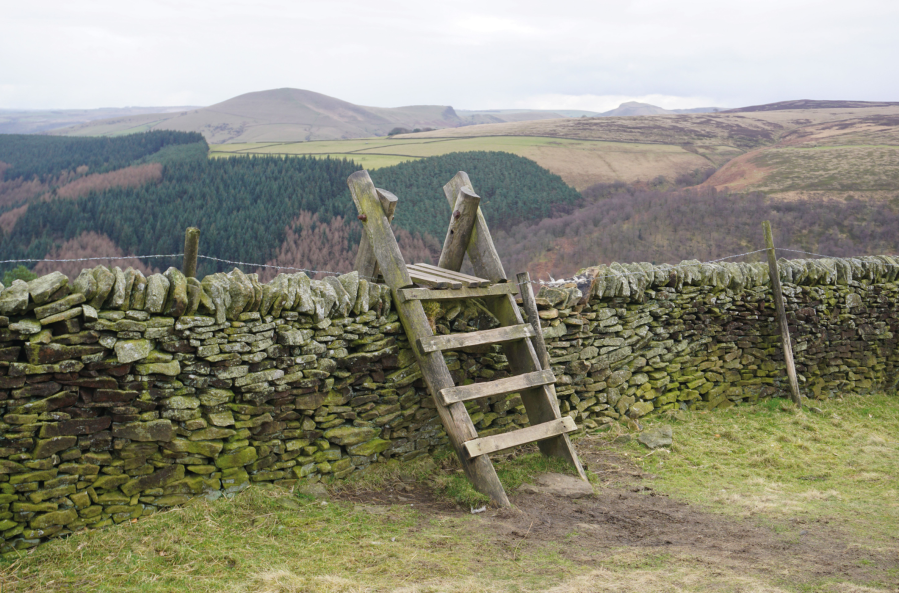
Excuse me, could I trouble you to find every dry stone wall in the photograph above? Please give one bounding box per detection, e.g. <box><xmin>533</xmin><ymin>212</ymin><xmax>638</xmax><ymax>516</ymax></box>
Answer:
<box><xmin>0</xmin><ymin>255</ymin><xmax>896</xmax><ymax>554</ymax></box>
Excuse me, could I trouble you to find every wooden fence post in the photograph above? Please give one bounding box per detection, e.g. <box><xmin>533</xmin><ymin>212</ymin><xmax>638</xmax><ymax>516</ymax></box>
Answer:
<box><xmin>516</xmin><ymin>272</ymin><xmax>550</xmax><ymax>370</ymax></box>
<box><xmin>183</xmin><ymin>227</ymin><xmax>200</xmax><ymax>278</ymax></box>
<box><xmin>762</xmin><ymin>221</ymin><xmax>802</xmax><ymax>407</ymax></box>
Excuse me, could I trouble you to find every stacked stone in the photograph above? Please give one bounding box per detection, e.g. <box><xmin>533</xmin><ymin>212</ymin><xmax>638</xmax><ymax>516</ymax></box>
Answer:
<box><xmin>0</xmin><ymin>253</ymin><xmax>896</xmax><ymax>554</ymax></box>
<box><xmin>0</xmin><ymin>265</ymin><xmax>440</xmax><ymax>555</ymax></box>
<box><xmin>535</xmin><ymin>255</ymin><xmax>899</xmax><ymax>429</ymax></box>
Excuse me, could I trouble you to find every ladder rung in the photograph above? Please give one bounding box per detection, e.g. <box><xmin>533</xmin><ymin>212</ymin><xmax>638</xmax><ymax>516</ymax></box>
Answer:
<box><xmin>439</xmin><ymin>369</ymin><xmax>555</xmax><ymax>405</ymax></box>
<box><xmin>396</xmin><ymin>283</ymin><xmax>518</xmax><ymax>303</ymax></box>
<box><xmin>412</xmin><ymin>263</ymin><xmax>491</xmax><ymax>287</ymax></box>
<box><xmin>418</xmin><ymin>324</ymin><xmax>535</xmax><ymax>353</ymax></box>
<box><xmin>407</xmin><ymin>267</ymin><xmax>462</xmax><ymax>289</ymax></box>
<box><xmin>463</xmin><ymin>416</ymin><xmax>578</xmax><ymax>458</ymax></box>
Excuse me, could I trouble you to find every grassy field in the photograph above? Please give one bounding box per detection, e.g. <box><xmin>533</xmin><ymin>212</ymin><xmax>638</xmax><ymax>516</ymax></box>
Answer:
<box><xmin>210</xmin><ymin>136</ymin><xmax>735</xmax><ymax>190</ymax></box>
<box><xmin>705</xmin><ymin>112</ymin><xmax>899</xmax><ymax>198</ymax></box>
<box><xmin>2</xmin><ymin>392</ymin><xmax>896</xmax><ymax>592</ymax></box>
<box><xmin>632</xmin><ymin>394</ymin><xmax>899</xmax><ymax>545</ymax></box>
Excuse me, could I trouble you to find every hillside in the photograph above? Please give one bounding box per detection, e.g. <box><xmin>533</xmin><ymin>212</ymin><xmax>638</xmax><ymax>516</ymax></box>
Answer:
<box><xmin>54</xmin><ymin>88</ymin><xmax>468</xmax><ymax>143</ymax></box>
<box><xmin>493</xmin><ymin>183</ymin><xmax>899</xmax><ymax>279</ymax></box>
<box><xmin>0</xmin><ymin>106</ymin><xmax>196</xmax><ymax>135</ymax></box>
<box><xmin>0</xmin><ymin>133</ymin><xmax>582</xmax><ymax>280</ymax></box>
<box><xmin>728</xmin><ymin>99</ymin><xmax>899</xmax><ymax>113</ymax></box>
<box><xmin>702</xmin><ymin>111</ymin><xmax>899</xmax><ymax>200</ymax></box>
<box><xmin>49</xmin><ymin>88</ymin><xmax>723</xmax><ymax>144</ymax></box>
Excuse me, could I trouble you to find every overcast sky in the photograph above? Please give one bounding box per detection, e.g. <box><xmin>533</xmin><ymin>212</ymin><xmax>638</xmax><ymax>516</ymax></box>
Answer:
<box><xmin>2</xmin><ymin>0</ymin><xmax>897</xmax><ymax>111</ymax></box>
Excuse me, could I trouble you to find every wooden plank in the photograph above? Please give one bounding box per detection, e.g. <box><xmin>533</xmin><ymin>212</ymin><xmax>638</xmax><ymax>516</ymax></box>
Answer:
<box><xmin>407</xmin><ymin>267</ymin><xmax>459</xmax><ymax>289</ymax></box>
<box><xmin>418</xmin><ymin>323</ymin><xmax>535</xmax><ymax>353</ymax></box>
<box><xmin>763</xmin><ymin>221</ymin><xmax>802</xmax><ymax>407</ymax></box>
<box><xmin>443</xmin><ymin>172</ymin><xmax>507</xmax><ymax>282</ymax></box>
<box><xmin>393</xmin><ymin>289</ymin><xmax>511</xmax><ymax>507</ymax></box>
<box><xmin>414</xmin><ymin>263</ymin><xmax>490</xmax><ymax>287</ymax></box>
<box><xmin>439</xmin><ymin>369</ymin><xmax>555</xmax><ymax>405</ymax></box>
<box><xmin>438</xmin><ymin>187</ymin><xmax>481</xmax><ymax>272</ymax></box>
<box><xmin>348</xmin><ymin>173</ymin><xmax>412</xmax><ymax>289</ymax></box>
<box><xmin>487</xmin><ymin>292</ymin><xmax>589</xmax><ymax>481</ymax></box>
<box><xmin>396</xmin><ymin>283</ymin><xmax>518</xmax><ymax>303</ymax></box>
<box><xmin>353</xmin><ymin>189</ymin><xmax>397</xmax><ymax>281</ymax></box>
<box><xmin>516</xmin><ymin>272</ymin><xmax>550</xmax><ymax>369</ymax></box>
<box><xmin>464</xmin><ymin>416</ymin><xmax>578</xmax><ymax>458</ymax></box>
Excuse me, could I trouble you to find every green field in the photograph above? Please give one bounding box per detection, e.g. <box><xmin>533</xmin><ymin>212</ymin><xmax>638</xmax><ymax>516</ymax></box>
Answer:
<box><xmin>210</xmin><ymin>136</ymin><xmax>734</xmax><ymax>189</ymax></box>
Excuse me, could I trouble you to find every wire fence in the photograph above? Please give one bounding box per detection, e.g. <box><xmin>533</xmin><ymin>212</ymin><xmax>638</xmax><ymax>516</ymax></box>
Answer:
<box><xmin>2</xmin><ymin>247</ymin><xmax>898</xmax><ymax>287</ymax></box>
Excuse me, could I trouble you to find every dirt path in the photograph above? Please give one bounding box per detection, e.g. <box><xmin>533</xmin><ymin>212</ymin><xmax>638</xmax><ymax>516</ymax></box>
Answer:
<box><xmin>338</xmin><ymin>441</ymin><xmax>899</xmax><ymax>591</ymax></box>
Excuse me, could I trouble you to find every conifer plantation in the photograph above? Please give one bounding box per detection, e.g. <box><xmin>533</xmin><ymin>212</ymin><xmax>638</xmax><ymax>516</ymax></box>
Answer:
<box><xmin>0</xmin><ymin>132</ymin><xmax>581</xmax><ymax>277</ymax></box>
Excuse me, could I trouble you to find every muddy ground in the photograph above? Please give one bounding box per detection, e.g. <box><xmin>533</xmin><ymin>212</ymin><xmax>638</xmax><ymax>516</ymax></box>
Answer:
<box><xmin>337</xmin><ymin>438</ymin><xmax>899</xmax><ymax>591</ymax></box>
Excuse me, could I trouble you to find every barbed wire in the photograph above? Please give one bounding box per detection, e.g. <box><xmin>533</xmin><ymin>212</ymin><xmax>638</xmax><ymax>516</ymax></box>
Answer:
<box><xmin>777</xmin><ymin>248</ymin><xmax>899</xmax><ymax>262</ymax></box>
<box><xmin>2</xmin><ymin>247</ymin><xmax>897</xmax><ymax>289</ymax></box>
<box><xmin>0</xmin><ymin>254</ymin><xmax>185</xmax><ymax>265</ymax></box>
<box><xmin>194</xmin><ymin>255</ymin><xmax>377</xmax><ymax>281</ymax></box>
<box><xmin>525</xmin><ymin>248</ymin><xmax>771</xmax><ymax>287</ymax></box>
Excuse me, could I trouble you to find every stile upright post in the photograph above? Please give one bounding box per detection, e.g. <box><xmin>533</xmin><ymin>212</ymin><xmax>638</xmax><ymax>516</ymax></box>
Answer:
<box><xmin>762</xmin><ymin>221</ymin><xmax>802</xmax><ymax>407</ymax></box>
<box><xmin>183</xmin><ymin>227</ymin><xmax>200</xmax><ymax>278</ymax></box>
<box><xmin>516</xmin><ymin>272</ymin><xmax>551</xmax><ymax>370</ymax></box>
<box><xmin>353</xmin><ymin>189</ymin><xmax>398</xmax><ymax>281</ymax></box>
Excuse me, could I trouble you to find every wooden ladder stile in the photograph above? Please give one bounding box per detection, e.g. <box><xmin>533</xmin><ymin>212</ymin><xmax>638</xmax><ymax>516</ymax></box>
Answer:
<box><xmin>348</xmin><ymin>169</ymin><xmax>587</xmax><ymax>507</ymax></box>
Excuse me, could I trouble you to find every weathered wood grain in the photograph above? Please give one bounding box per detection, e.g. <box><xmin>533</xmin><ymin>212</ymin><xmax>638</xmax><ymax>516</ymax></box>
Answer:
<box><xmin>440</xmin><ymin>369</ymin><xmax>556</xmax><ymax>405</ymax></box>
<box><xmin>407</xmin><ymin>266</ymin><xmax>460</xmax><ymax>289</ymax></box>
<box><xmin>438</xmin><ymin>187</ymin><xmax>481</xmax><ymax>272</ymax></box>
<box><xmin>396</xmin><ymin>283</ymin><xmax>518</xmax><ymax>303</ymax></box>
<box><xmin>348</xmin><ymin>173</ymin><xmax>412</xmax><ymax>289</ymax></box>
<box><xmin>412</xmin><ymin>263</ymin><xmax>489</xmax><ymax>288</ymax></box>
<box><xmin>418</xmin><ymin>323</ymin><xmax>535</xmax><ymax>353</ymax></box>
<box><xmin>464</xmin><ymin>416</ymin><xmax>578</xmax><ymax>458</ymax></box>
<box><xmin>353</xmin><ymin>188</ymin><xmax>398</xmax><ymax>281</ymax></box>
<box><xmin>442</xmin><ymin>172</ymin><xmax>507</xmax><ymax>282</ymax></box>
<box><xmin>763</xmin><ymin>220</ymin><xmax>802</xmax><ymax>407</ymax></box>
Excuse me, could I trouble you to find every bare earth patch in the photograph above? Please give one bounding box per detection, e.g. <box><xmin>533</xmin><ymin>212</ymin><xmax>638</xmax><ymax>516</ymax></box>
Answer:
<box><xmin>338</xmin><ymin>439</ymin><xmax>899</xmax><ymax>592</ymax></box>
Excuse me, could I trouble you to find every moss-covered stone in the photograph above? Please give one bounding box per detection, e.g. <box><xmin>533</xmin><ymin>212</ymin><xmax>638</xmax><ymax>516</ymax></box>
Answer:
<box><xmin>347</xmin><ymin>438</ymin><xmax>391</xmax><ymax>457</ymax></box>
<box><xmin>30</xmin><ymin>508</ymin><xmax>78</xmax><ymax>529</ymax></box>
<box><xmin>323</xmin><ymin>426</ymin><xmax>379</xmax><ymax>446</ymax></box>
<box><xmin>215</xmin><ymin>447</ymin><xmax>257</xmax><ymax>469</ymax></box>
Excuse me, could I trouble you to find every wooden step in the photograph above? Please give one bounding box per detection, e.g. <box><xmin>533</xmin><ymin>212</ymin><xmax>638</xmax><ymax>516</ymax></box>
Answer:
<box><xmin>418</xmin><ymin>324</ymin><xmax>535</xmax><ymax>353</ymax></box>
<box><xmin>463</xmin><ymin>416</ymin><xmax>578</xmax><ymax>458</ymax></box>
<box><xmin>396</xmin><ymin>283</ymin><xmax>518</xmax><ymax>303</ymax></box>
<box><xmin>407</xmin><ymin>267</ymin><xmax>462</xmax><ymax>289</ymax></box>
<box><xmin>412</xmin><ymin>263</ymin><xmax>491</xmax><ymax>288</ymax></box>
<box><xmin>439</xmin><ymin>369</ymin><xmax>555</xmax><ymax>405</ymax></box>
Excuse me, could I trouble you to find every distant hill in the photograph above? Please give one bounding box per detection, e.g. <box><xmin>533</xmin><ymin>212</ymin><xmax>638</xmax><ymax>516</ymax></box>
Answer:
<box><xmin>49</xmin><ymin>89</ymin><xmax>725</xmax><ymax>143</ymax></box>
<box><xmin>728</xmin><ymin>100</ymin><xmax>899</xmax><ymax>113</ymax></box>
<box><xmin>0</xmin><ymin>106</ymin><xmax>196</xmax><ymax>135</ymax></box>
<box><xmin>598</xmin><ymin>102</ymin><xmax>721</xmax><ymax>116</ymax></box>
<box><xmin>54</xmin><ymin>88</ymin><xmax>470</xmax><ymax>144</ymax></box>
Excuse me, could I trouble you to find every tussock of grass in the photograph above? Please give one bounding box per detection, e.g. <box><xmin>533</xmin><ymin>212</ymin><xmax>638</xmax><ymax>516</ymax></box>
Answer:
<box><xmin>621</xmin><ymin>393</ymin><xmax>899</xmax><ymax>543</ymax></box>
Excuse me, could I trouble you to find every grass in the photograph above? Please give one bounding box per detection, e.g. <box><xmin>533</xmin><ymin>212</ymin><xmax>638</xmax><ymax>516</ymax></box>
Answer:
<box><xmin>1</xmin><ymin>393</ymin><xmax>896</xmax><ymax>592</ymax></box>
<box><xmin>0</xmin><ymin>457</ymin><xmax>579</xmax><ymax>593</ymax></box>
<box><xmin>751</xmin><ymin>145</ymin><xmax>899</xmax><ymax>193</ymax></box>
<box><xmin>624</xmin><ymin>393</ymin><xmax>899</xmax><ymax>544</ymax></box>
<box><xmin>209</xmin><ymin>136</ymin><xmax>731</xmax><ymax>189</ymax></box>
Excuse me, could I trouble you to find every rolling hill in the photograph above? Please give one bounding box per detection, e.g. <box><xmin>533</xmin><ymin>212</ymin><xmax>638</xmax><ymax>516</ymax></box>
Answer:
<box><xmin>0</xmin><ymin>106</ymin><xmax>197</xmax><ymax>135</ymax></box>
<box><xmin>54</xmin><ymin>88</ymin><xmax>470</xmax><ymax>144</ymax></box>
<box><xmin>50</xmin><ymin>87</ymin><xmax>722</xmax><ymax>144</ymax></box>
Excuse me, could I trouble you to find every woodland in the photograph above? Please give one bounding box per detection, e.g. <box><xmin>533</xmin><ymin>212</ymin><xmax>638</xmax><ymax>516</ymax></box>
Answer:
<box><xmin>1</xmin><ymin>131</ymin><xmax>897</xmax><ymax>280</ymax></box>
